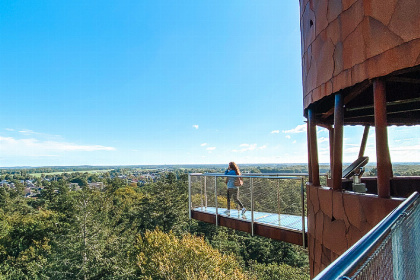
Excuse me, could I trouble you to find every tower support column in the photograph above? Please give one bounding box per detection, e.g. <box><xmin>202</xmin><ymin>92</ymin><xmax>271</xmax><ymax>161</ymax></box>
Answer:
<box><xmin>332</xmin><ymin>93</ymin><xmax>344</xmax><ymax>191</ymax></box>
<box><xmin>374</xmin><ymin>79</ymin><xmax>392</xmax><ymax>198</ymax></box>
<box><xmin>308</xmin><ymin>108</ymin><xmax>320</xmax><ymax>186</ymax></box>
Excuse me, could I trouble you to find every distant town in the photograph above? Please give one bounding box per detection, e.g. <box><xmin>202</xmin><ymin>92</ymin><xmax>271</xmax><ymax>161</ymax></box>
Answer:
<box><xmin>1</xmin><ymin>163</ymin><xmax>419</xmax><ymax>199</ymax></box>
<box><xmin>0</xmin><ymin>166</ymin><xmax>177</xmax><ymax>199</ymax></box>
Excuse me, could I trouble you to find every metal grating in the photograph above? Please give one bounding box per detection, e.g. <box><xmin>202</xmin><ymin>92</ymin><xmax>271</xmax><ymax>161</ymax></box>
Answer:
<box><xmin>313</xmin><ymin>192</ymin><xmax>419</xmax><ymax>280</ymax></box>
<box><xmin>351</xmin><ymin>197</ymin><xmax>420</xmax><ymax>280</ymax></box>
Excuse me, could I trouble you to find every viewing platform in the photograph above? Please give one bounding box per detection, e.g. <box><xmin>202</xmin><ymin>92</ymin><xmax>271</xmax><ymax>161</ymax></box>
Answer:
<box><xmin>189</xmin><ymin>173</ymin><xmax>313</xmax><ymax>246</ymax></box>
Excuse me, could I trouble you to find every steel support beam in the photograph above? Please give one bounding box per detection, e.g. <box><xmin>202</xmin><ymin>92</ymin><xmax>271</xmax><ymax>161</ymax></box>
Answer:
<box><xmin>374</xmin><ymin>79</ymin><xmax>392</xmax><ymax>198</ymax></box>
<box><xmin>332</xmin><ymin>93</ymin><xmax>344</xmax><ymax>191</ymax></box>
<box><xmin>359</xmin><ymin>126</ymin><xmax>370</xmax><ymax>158</ymax></box>
<box><xmin>329</xmin><ymin>126</ymin><xmax>334</xmax><ymax>173</ymax></box>
<box><xmin>307</xmin><ymin>121</ymin><xmax>312</xmax><ymax>183</ymax></box>
<box><xmin>308</xmin><ymin>109</ymin><xmax>320</xmax><ymax>186</ymax></box>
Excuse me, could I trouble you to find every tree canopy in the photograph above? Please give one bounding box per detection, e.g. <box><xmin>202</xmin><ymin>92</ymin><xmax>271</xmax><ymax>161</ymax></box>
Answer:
<box><xmin>0</xmin><ymin>168</ymin><xmax>310</xmax><ymax>279</ymax></box>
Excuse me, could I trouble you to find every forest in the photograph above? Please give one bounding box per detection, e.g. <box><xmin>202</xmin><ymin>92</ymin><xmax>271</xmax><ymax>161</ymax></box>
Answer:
<box><xmin>1</xmin><ymin>163</ymin><xmax>419</xmax><ymax>279</ymax></box>
<box><xmin>0</xmin><ymin>168</ymin><xmax>309</xmax><ymax>280</ymax></box>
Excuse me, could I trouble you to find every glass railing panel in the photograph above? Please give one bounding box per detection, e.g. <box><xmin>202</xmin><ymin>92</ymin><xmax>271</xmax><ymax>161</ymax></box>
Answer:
<box><xmin>189</xmin><ymin>173</ymin><xmax>307</xmax><ymax>231</ymax></box>
<box><xmin>190</xmin><ymin>174</ymin><xmax>216</xmax><ymax>211</ymax></box>
<box><xmin>252</xmin><ymin>177</ymin><xmax>306</xmax><ymax>231</ymax></box>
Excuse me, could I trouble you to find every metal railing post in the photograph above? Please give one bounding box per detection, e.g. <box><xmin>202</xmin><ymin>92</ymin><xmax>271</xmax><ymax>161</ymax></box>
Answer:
<box><xmin>301</xmin><ymin>177</ymin><xmax>306</xmax><ymax>247</ymax></box>
<box><xmin>200</xmin><ymin>176</ymin><xmax>203</xmax><ymax>210</ymax></box>
<box><xmin>215</xmin><ymin>176</ymin><xmax>218</xmax><ymax>227</ymax></box>
<box><xmin>204</xmin><ymin>176</ymin><xmax>207</xmax><ymax>209</ymax></box>
<box><xmin>188</xmin><ymin>174</ymin><xmax>192</xmax><ymax>219</ymax></box>
<box><xmin>251</xmin><ymin>177</ymin><xmax>254</xmax><ymax>236</ymax></box>
<box><xmin>277</xmin><ymin>179</ymin><xmax>281</xmax><ymax>226</ymax></box>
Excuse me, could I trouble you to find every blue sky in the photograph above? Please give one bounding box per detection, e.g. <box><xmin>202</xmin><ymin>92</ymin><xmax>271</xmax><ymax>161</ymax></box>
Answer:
<box><xmin>0</xmin><ymin>1</ymin><xmax>419</xmax><ymax>167</ymax></box>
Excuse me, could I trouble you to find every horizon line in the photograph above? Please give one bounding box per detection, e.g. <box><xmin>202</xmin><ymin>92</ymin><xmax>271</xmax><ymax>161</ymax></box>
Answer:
<box><xmin>1</xmin><ymin>162</ymin><xmax>420</xmax><ymax>169</ymax></box>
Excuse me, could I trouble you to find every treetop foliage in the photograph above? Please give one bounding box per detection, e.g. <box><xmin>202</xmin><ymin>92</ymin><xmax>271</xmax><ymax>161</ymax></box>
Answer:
<box><xmin>0</xmin><ymin>168</ymin><xmax>309</xmax><ymax>279</ymax></box>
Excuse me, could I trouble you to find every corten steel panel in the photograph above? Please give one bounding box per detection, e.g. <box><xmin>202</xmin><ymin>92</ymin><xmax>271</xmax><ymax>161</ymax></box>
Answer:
<box><xmin>218</xmin><ymin>216</ymin><xmax>252</xmax><ymax>233</ymax></box>
<box><xmin>254</xmin><ymin>224</ymin><xmax>307</xmax><ymax>247</ymax></box>
<box><xmin>306</xmin><ymin>184</ymin><xmax>404</xmax><ymax>278</ymax></box>
<box><xmin>352</xmin><ymin>177</ymin><xmax>420</xmax><ymax>197</ymax></box>
<box><xmin>390</xmin><ymin>177</ymin><xmax>420</xmax><ymax>197</ymax></box>
<box><xmin>191</xmin><ymin>210</ymin><xmax>216</xmax><ymax>224</ymax></box>
<box><xmin>300</xmin><ymin>0</ymin><xmax>420</xmax><ymax>111</ymax></box>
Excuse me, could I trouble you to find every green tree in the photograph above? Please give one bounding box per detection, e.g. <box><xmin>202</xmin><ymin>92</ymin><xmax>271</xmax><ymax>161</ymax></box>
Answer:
<box><xmin>46</xmin><ymin>189</ymin><xmax>136</xmax><ymax>279</ymax></box>
<box><xmin>248</xmin><ymin>260</ymin><xmax>309</xmax><ymax>280</ymax></box>
<box><xmin>70</xmin><ymin>177</ymin><xmax>88</xmax><ymax>188</ymax></box>
<box><xmin>134</xmin><ymin>229</ymin><xmax>248</xmax><ymax>279</ymax></box>
<box><xmin>0</xmin><ymin>208</ymin><xmax>59</xmax><ymax>279</ymax></box>
<box><xmin>139</xmin><ymin>178</ymin><xmax>188</xmax><ymax>233</ymax></box>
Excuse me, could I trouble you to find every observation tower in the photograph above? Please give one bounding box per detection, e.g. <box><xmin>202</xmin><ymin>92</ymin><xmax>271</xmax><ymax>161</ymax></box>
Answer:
<box><xmin>299</xmin><ymin>0</ymin><xmax>420</xmax><ymax>277</ymax></box>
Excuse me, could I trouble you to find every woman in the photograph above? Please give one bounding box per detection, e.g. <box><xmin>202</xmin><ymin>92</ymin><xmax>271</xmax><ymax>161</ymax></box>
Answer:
<box><xmin>224</xmin><ymin>162</ymin><xmax>246</xmax><ymax>217</ymax></box>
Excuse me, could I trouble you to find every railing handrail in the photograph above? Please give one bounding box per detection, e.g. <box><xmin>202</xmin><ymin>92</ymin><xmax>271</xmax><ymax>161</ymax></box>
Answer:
<box><xmin>191</xmin><ymin>172</ymin><xmax>329</xmax><ymax>175</ymax></box>
<box><xmin>191</xmin><ymin>173</ymin><xmax>307</xmax><ymax>180</ymax></box>
<box><xmin>238</xmin><ymin>173</ymin><xmax>311</xmax><ymax>176</ymax></box>
<box><xmin>313</xmin><ymin>191</ymin><xmax>419</xmax><ymax>280</ymax></box>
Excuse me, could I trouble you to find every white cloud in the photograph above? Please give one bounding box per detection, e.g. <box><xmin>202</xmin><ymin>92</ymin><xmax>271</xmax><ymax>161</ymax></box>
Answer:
<box><xmin>15</xmin><ymin>129</ymin><xmax>62</xmax><ymax>140</ymax></box>
<box><xmin>285</xmin><ymin>135</ymin><xmax>291</xmax><ymax>139</ymax></box>
<box><xmin>56</xmin><ymin>144</ymin><xmax>114</xmax><ymax>151</ymax></box>
<box><xmin>192</xmin><ymin>125</ymin><xmax>199</xmax><ymax>129</ymax></box>
<box><xmin>201</xmin><ymin>143</ymin><xmax>207</xmax><ymax>146</ymax></box>
<box><xmin>345</xmin><ymin>143</ymin><xmax>359</xmax><ymax>147</ymax></box>
<box><xmin>233</xmin><ymin>143</ymin><xmax>266</xmax><ymax>153</ymax></box>
<box><xmin>271</xmin><ymin>130</ymin><xmax>280</xmax><ymax>134</ymax></box>
<box><xmin>282</xmin><ymin>124</ymin><xmax>306</xmax><ymax>134</ymax></box>
<box><xmin>391</xmin><ymin>144</ymin><xmax>420</xmax><ymax>152</ymax></box>
<box><xmin>343</xmin><ymin>146</ymin><xmax>360</xmax><ymax>154</ymax></box>
<box><xmin>318</xmin><ymin>137</ymin><xmax>329</xmax><ymax>143</ymax></box>
<box><xmin>0</xmin><ymin>136</ymin><xmax>115</xmax><ymax>158</ymax></box>
<box><xmin>293</xmin><ymin>140</ymin><xmax>297</xmax><ymax>144</ymax></box>
<box><xmin>206</xmin><ymin>147</ymin><xmax>216</xmax><ymax>151</ymax></box>
<box><xmin>19</xmin><ymin>129</ymin><xmax>35</xmax><ymax>135</ymax></box>
<box><xmin>5</xmin><ymin>128</ymin><xmax>14</xmax><ymax>131</ymax></box>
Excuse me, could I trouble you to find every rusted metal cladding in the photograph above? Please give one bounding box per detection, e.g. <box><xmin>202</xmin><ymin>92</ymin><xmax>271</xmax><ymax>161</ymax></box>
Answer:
<box><xmin>300</xmin><ymin>0</ymin><xmax>420</xmax><ymax>111</ymax></box>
